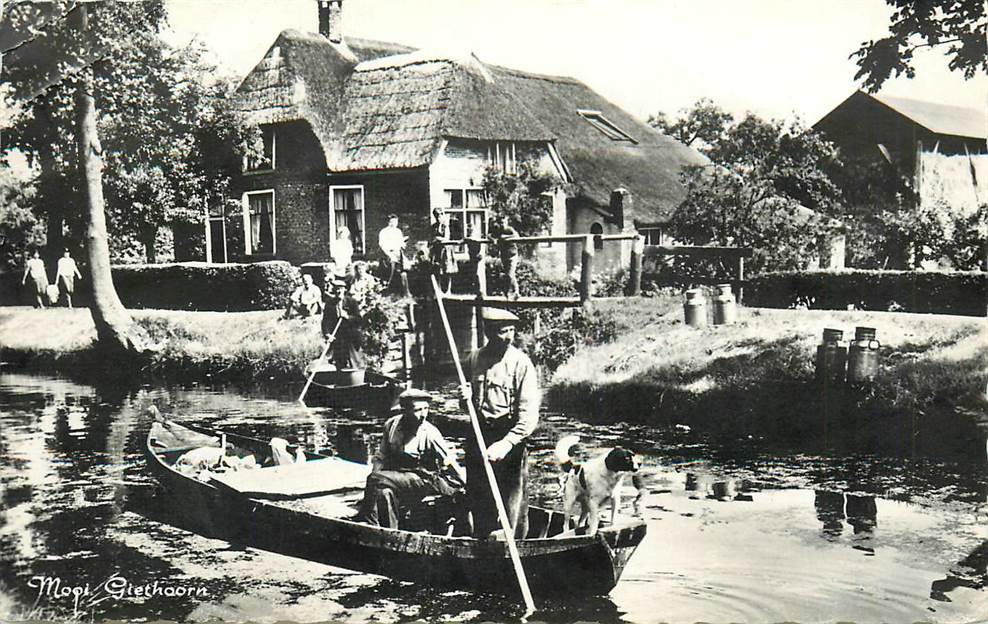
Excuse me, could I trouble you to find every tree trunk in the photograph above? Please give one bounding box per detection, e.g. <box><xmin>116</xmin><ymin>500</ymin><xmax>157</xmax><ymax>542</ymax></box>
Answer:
<box><xmin>72</xmin><ymin>6</ymin><xmax>144</xmax><ymax>354</ymax></box>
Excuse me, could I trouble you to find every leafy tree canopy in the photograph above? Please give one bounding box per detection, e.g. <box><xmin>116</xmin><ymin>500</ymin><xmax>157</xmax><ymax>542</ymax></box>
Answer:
<box><xmin>648</xmin><ymin>98</ymin><xmax>733</xmax><ymax>152</ymax></box>
<box><xmin>657</xmin><ymin>102</ymin><xmax>844</xmax><ymax>274</ymax></box>
<box><xmin>852</xmin><ymin>0</ymin><xmax>987</xmax><ymax>91</ymax></box>
<box><xmin>3</xmin><ymin>1</ymin><xmax>251</xmax><ymax>263</ymax></box>
<box><xmin>481</xmin><ymin>160</ymin><xmax>563</xmax><ymax>237</ymax></box>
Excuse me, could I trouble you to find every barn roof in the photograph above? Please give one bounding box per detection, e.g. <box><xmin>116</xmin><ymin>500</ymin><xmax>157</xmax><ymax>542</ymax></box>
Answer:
<box><xmin>871</xmin><ymin>93</ymin><xmax>987</xmax><ymax>140</ymax></box>
<box><xmin>234</xmin><ymin>30</ymin><xmax>708</xmax><ymax>222</ymax></box>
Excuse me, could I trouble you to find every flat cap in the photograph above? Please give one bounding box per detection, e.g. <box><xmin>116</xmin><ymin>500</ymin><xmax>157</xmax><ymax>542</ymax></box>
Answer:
<box><xmin>481</xmin><ymin>307</ymin><xmax>519</xmax><ymax>323</ymax></box>
<box><xmin>398</xmin><ymin>388</ymin><xmax>433</xmax><ymax>404</ymax></box>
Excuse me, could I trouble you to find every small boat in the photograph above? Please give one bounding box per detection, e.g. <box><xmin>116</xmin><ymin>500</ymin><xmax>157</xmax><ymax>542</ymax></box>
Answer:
<box><xmin>303</xmin><ymin>363</ymin><xmax>402</xmax><ymax>413</ymax></box>
<box><xmin>145</xmin><ymin>419</ymin><xmax>647</xmax><ymax>597</ymax></box>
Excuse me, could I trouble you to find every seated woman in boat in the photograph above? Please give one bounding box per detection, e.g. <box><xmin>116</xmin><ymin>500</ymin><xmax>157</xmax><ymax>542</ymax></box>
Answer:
<box><xmin>321</xmin><ymin>278</ymin><xmax>365</xmax><ymax>371</ymax></box>
<box><xmin>355</xmin><ymin>388</ymin><xmax>466</xmax><ymax>528</ymax></box>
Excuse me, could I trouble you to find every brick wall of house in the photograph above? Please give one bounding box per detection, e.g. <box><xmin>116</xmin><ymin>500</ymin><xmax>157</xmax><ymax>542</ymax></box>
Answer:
<box><xmin>238</xmin><ymin>121</ymin><xmax>330</xmax><ymax>265</ymax></box>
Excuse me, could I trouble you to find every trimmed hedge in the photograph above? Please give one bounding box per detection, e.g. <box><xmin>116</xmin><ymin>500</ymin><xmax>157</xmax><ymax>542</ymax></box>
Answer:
<box><xmin>746</xmin><ymin>270</ymin><xmax>987</xmax><ymax>316</ymax></box>
<box><xmin>111</xmin><ymin>261</ymin><xmax>300</xmax><ymax>311</ymax></box>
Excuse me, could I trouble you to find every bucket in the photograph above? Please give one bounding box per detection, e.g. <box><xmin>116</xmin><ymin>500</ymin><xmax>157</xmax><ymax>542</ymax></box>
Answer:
<box><xmin>684</xmin><ymin>289</ymin><xmax>707</xmax><ymax>327</ymax></box>
<box><xmin>815</xmin><ymin>328</ymin><xmax>847</xmax><ymax>384</ymax></box>
<box><xmin>713</xmin><ymin>283</ymin><xmax>737</xmax><ymax>325</ymax></box>
<box><xmin>847</xmin><ymin>326</ymin><xmax>880</xmax><ymax>383</ymax></box>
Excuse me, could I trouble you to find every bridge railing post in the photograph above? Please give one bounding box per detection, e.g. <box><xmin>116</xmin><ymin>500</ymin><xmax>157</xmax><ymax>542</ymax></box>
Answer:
<box><xmin>628</xmin><ymin>235</ymin><xmax>643</xmax><ymax>296</ymax></box>
<box><xmin>580</xmin><ymin>234</ymin><xmax>594</xmax><ymax>305</ymax></box>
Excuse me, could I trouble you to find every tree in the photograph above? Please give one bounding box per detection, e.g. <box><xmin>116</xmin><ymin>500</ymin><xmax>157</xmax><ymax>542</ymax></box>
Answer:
<box><xmin>648</xmin><ymin>98</ymin><xmax>733</xmax><ymax>151</ymax></box>
<box><xmin>100</xmin><ymin>48</ymin><xmax>252</xmax><ymax>263</ymax></box>
<box><xmin>0</xmin><ymin>164</ymin><xmax>44</xmax><ymax>272</ymax></box>
<box><xmin>481</xmin><ymin>159</ymin><xmax>562</xmax><ymax>236</ymax></box>
<box><xmin>2</xmin><ymin>1</ymin><xmax>168</xmax><ymax>353</ymax></box>
<box><xmin>852</xmin><ymin>0</ymin><xmax>987</xmax><ymax>91</ymax></box>
<box><xmin>669</xmin><ymin>112</ymin><xmax>844</xmax><ymax>273</ymax></box>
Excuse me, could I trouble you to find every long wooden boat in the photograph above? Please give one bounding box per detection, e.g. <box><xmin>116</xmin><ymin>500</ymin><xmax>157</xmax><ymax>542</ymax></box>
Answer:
<box><xmin>144</xmin><ymin>419</ymin><xmax>647</xmax><ymax>597</ymax></box>
<box><xmin>304</xmin><ymin>368</ymin><xmax>402</xmax><ymax>413</ymax></box>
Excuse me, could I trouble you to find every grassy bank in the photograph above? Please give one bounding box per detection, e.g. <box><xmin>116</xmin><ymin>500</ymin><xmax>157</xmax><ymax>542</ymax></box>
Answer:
<box><xmin>0</xmin><ymin>307</ymin><xmax>324</xmax><ymax>386</ymax></box>
<box><xmin>549</xmin><ymin>301</ymin><xmax>988</xmax><ymax>459</ymax></box>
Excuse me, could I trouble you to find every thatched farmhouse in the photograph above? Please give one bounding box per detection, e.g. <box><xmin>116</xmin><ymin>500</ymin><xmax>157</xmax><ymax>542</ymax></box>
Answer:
<box><xmin>215</xmin><ymin>0</ymin><xmax>707</xmax><ymax>273</ymax></box>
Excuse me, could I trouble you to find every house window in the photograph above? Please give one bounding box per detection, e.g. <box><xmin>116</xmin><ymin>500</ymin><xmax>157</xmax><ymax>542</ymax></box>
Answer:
<box><xmin>331</xmin><ymin>185</ymin><xmax>366</xmax><ymax>254</ymax></box>
<box><xmin>590</xmin><ymin>222</ymin><xmax>604</xmax><ymax>250</ymax></box>
<box><xmin>245</xmin><ymin>126</ymin><xmax>276</xmax><ymax>171</ymax></box>
<box><xmin>577</xmin><ymin>109</ymin><xmax>637</xmax><ymax>143</ymax></box>
<box><xmin>206</xmin><ymin>203</ymin><xmax>228</xmax><ymax>263</ymax></box>
<box><xmin>243</xmin><ymin>190</ymin><xmax>275</xmax><ymax>255</ymax></box>
<box><xmin>488</xmin><ymin>142</ymin><xmax>516</xmax><ymax>173</ymax></box>
<box><xmin>639</xmin><ymin>227</ymin><xmax>664</xmax><ymax>245</ymax></box>
<box><xmin>444</xmin><ymin>188</ymin><xmax>488</xmax><ymax>239</ymax></box>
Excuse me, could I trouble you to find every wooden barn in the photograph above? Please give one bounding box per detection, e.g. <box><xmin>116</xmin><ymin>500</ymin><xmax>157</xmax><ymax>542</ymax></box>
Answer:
<box><xmin>212</xmin><ymin>0</ymin><xmax>708</xmax><ymax>275</ymax></box>
<box><xmin>813</xmin><ymin>90</ymin><xmax>987</xmax><ymax>178</ymax></box>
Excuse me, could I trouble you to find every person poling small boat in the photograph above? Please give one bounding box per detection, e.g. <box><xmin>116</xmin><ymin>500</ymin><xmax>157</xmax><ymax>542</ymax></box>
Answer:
<box><xmin>321</xmin><ymin>277</ymin><xmax>365</xmax><ymax>372</ymax></box>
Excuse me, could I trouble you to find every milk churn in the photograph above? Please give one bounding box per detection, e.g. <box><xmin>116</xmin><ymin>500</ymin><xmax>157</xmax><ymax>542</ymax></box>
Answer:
<box><xmin>814</xmin><ymin>328</ymin><xmax>847</xmax><ymax>384</ymax></box>
<box><xmin>846</xmin><ymin>326</ymin><xmax>881</xmax><ymax>383</ymax></box>
<box><xmin>684</xmin><ymin>288</ymin><xmax>707</xmax><ymax>327</ymax></box>
<box><xmin>713</xmin><ymin>283</ymin><xmax>737</xmax><ymax>325</ymax></box>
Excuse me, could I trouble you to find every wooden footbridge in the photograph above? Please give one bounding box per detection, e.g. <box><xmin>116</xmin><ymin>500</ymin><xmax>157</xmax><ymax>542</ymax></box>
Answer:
<box><xmin>434</xmin><ymin>233</ymin><xmax>752</xmax><ymax>307</ymax></box>
<box><xmin>381</xmin><ymin>233</ymin><xmax>752</xmax><ymax>371</ymax></box>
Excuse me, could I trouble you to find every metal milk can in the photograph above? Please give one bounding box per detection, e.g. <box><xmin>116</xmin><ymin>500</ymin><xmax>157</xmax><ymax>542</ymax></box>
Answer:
<box><xmin>684</xmin><ymin>288</ymin><xmax>707</xmax><ymax>327</ymax></box>
<box><xmin>814</xmin><ymin>328</ymin><xmax>847</xmax><ymax>384</ymax></box>
<box><xmin>713</xmin><ymin>283</ymin><xmax>737</xmax><ymax>325</ymax></box>
<box><xmin>846</xmin><ymin>326</ymin><xmax>880</xmax><ymax>383</ymax></box>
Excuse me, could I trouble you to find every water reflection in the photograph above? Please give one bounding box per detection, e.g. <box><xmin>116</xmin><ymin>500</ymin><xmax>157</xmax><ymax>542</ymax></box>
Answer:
<box><xmin>684</xmin><ymin>473</ymin><xmax>750</xmax><ymax>501</ymax></box>
<box><xmin>1</xmin><ymin>372</ymin><xmax>988</xmax><ymax>623</ymax></box>
<box><xmin>813</xmin><ymin>490</ymin><xmax>878</xmax><ymax>553</ymax></box>
<box><xmin>931</xmin><ymin>539</ymin><xmax>988</xmax><ymax>602</ymax></box>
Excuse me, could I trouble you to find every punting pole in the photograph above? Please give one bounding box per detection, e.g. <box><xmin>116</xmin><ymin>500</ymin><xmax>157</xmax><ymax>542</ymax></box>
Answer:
<box><xmin>298</xmin><ymin>318</ymin><xmax>343</xmax><ymax>404</ymax></box>
<box><xmin>430</xmin><ymin>275</ymin><xmax>536</xmax><ymax>616</ymax></box>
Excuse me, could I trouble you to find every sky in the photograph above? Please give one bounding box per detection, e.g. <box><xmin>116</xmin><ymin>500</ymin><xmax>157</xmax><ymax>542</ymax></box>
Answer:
<box><xmin>162</xmin><ymin>0</ymin><xmax>987</xmax><ymax>126</ymax></box>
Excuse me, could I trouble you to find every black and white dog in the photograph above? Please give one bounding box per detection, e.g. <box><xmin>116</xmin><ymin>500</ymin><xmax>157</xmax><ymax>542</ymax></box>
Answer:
<box><xmin>555</xmin><ymin>435</ymin><xmax>642</xmax><ymax>535</ymax></box>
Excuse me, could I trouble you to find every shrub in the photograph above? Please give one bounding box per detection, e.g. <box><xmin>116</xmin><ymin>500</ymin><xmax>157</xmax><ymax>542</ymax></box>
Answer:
<box><xmin>112</xmin><ymin>261</ymin><xmax>300</xmax><ymax>311</ymax></box>
<box><xmin>746</xmin><ymin>270</ymin><xmax>987</xmax><ymax>316</ymax></box>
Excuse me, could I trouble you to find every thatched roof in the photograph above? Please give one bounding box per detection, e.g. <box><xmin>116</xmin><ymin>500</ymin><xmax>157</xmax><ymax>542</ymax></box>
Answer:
<box><xmin>490</xmin><ymin>66</ymin><xmax>708</xmax><ymax>225</ymax></box>
<box><xmin>234</xmin><ymin>31</ymin><xmax>708</xmax><ymax>223</ymax></box>
<box><xmin>337</xmin><ymin>52</ymin><xmax>553</xmax><ymax>170</ymax></box>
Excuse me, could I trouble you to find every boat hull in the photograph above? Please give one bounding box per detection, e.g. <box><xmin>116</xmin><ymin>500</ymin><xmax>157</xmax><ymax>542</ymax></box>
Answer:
<box><xmin>304</xmin><ymin>370</ymin><xmax>401</xmax><ymax>413</ymax></box>
<box><xmin>144</xmin><ymin>424</ymin><xmax>646</xmax><ymax>597</ymax></box>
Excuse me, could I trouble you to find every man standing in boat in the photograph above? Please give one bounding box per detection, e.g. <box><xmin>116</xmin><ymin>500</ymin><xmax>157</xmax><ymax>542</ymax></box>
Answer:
<box><xmin>356</xmin><ymin>388</ymin><xmax>465</xmax><ymax>528</ymax></box>
<box><xmin>322</xmin><ymin>278</ymin><xmax>365</xmax><ymax>370</ymax></box>
<box><xmin>460</xmin><ymin>307</ymin><xmax>540</xmax><ymax>539</ymax></box>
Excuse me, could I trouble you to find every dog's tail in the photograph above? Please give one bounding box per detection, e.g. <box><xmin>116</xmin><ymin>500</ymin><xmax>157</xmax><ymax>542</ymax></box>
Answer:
<box><xmin>554</xmin><ymin>435</ymin><xmax>580</xmax><ymax>473</ymax></box>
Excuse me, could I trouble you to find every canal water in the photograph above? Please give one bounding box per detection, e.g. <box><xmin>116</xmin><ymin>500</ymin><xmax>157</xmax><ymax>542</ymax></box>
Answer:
<box><xmin>1</xmin><ymin>371</ymin><xmax>986</xmax><ymax>623</ymax></box>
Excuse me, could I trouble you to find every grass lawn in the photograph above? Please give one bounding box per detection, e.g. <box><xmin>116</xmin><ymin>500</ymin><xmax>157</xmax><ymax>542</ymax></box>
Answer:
<box><xmin>0</xmin><ymin>306</ymin><xmax>326</xmax><ymax>383</ymax></box>
<box><xmin>549</xmin><ymin>301</ymin><xmax>988</xmax><ymax>459</ymax></box>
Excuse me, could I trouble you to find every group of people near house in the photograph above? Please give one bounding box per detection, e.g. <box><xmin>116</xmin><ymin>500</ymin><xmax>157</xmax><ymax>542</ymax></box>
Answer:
<box><xmin>355</xmin><ymin>306</ymin><xmax>538</xmax><ymax>540</ymax></box>
<box><xmin>21</xmin><ymin>249</ymin><xmax>83</xmax><ymax>309</ymax></box>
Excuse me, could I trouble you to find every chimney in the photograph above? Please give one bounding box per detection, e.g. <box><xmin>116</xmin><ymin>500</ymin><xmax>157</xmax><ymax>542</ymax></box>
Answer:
<box><xmin>609</xmin><ymin>188</ymin><xmax>630</xmax><ymax>229</ymax></box>
<box><xmin>317</xmin><ymin>0</ymin><xmax>343</xmax><ymax>44</ymax></box>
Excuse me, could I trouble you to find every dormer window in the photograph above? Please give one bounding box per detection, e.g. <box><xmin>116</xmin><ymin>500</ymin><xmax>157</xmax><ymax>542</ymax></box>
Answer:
<box><xmin>245</xmin><ymin>126</ymin><xmax>276</xmax><ymax>172</ymax></box>
<box><xmin>577</xmin><ymin>109</ymin><xmax>637</xmax><ymax>143</ymax></box>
